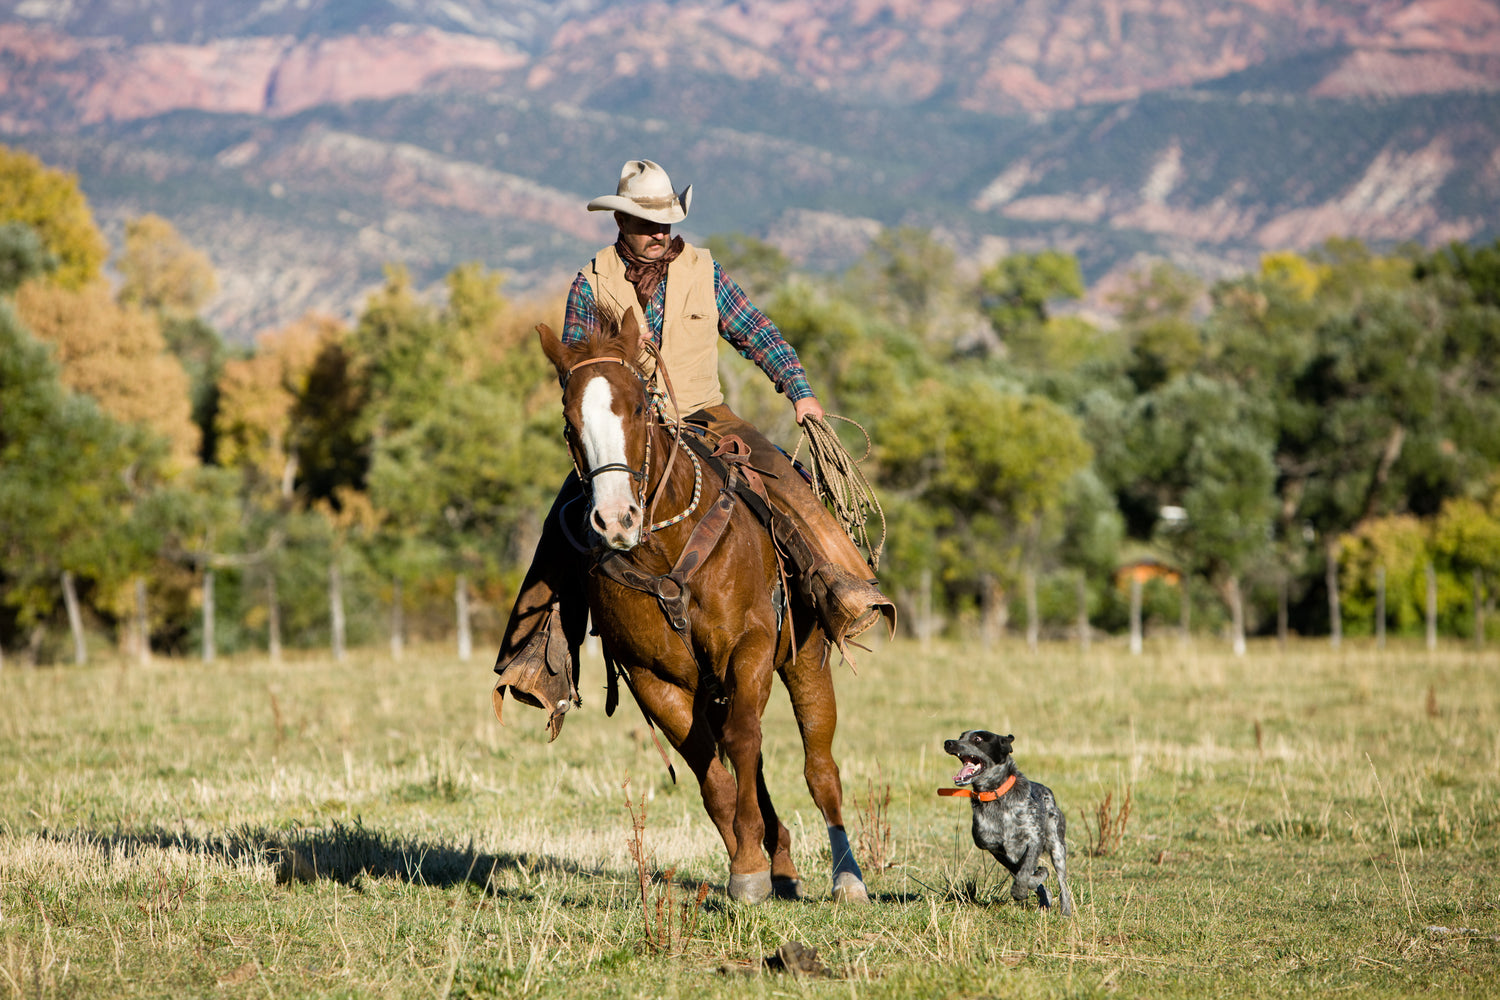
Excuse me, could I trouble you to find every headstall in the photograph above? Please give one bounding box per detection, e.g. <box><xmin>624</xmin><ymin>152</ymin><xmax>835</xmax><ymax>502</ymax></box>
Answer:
<box><xmin>560</xmin><ymin>353</ymin><xmax>703</xmax><ymax>543</ymax></box>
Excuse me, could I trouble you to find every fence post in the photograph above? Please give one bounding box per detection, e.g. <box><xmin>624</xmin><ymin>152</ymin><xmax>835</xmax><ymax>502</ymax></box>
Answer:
<box><xmin>62</xmin><ymin>571</ymin><xmax>86</xmax><ymax>665</ymax></box>
<box><xmin>329</xmin><ymin>560</ymin><xmax>346</xmax><ymax>662</ymax></box>
<box><xmin>1277</xmin><ymin>570</ymin><xmax>1289</xmax><ymax>648</ymax></box>
<box><xmin>1129</xmin><ymin>575</ymin><xmax>1143</xmax><ymax>655</ymax></box>
<box><xmin>1180</xmin><ymin>576</ymin><xmax>1192</xmax><ymax>647</ymax></box>
<box><xmin>267</xmin><ymin>569</ymin><xmax>282</xmax><ymax>664</ymax></box>
<box><xmin>134</xmin><ymin>577</ymin><xmax>151</xmax><ymax>666</ymax></box>
<box><xmin>1375</xmin><ymin>565</ymin><xmax>1386</xmax><ymax>650</ymax></box>
<box><xmin>1475</xmin><ymin>569</ymin><xmax>1485</xmax><ymax>649</ymax></box>
<box><xmin>1024</xmin><ymin>568</ymin><xmax>1038</xmax><ymax>653</ymax></box>
<box><xmin>203</xmin><ymin>569</ymin><xmax>216</xmax><ymax>663</ymax></box>
<box><xmin>919</xmin><ymin>567</ymin><xmax>933</xmax><ymax>652</ymax></box>
<box><xmin>1326</xmin><ymin>541</ymin><xmax>1342</xmax><ymax>650</ymax></box>
<box><xmin>390</xmin><ymin>578</ymin><xmax>405</xmax><ymax>661</ymax></box>
<box><xmin>456</xmin><ymin>573</ymin><xmax>473</xmax><ymax>662</ymax></box>
<box><xmin>1426</xmin><ymin>561</ymin><xmax>1438</xmax><ymax>652</ymax></box>
<box><xmin>1076</xmin><ymin>572</ymin><xmax>1089</xmax><ymax>653</ymax></box>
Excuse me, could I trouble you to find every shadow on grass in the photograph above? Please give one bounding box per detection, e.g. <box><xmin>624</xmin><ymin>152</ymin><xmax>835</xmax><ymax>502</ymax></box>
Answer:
<box><xmin>36</xmin><ymin>820</ymin><xmax>597</xmax><ymax>896</ymax></box>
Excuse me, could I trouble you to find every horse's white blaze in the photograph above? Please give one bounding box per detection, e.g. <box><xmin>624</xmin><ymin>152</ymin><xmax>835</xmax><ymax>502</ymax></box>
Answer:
<box><xmin>579</xmin><ymin>375</ymin><xmax>640</xmax><ymax>547</ymax></box>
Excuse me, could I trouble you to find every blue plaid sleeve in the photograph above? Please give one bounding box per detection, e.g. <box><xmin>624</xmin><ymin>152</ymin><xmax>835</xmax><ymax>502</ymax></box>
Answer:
<box><xmin>565</xmin><ymin>260</ymin><xmax>815</xmax><ymax>404</ymax></box>
<box><xmin>715</xmin><ymin>263</ymin><xmax>814</xmax><ymax>402</ymax></box>
<box><xmin>562</xmin><ymin>272</ymin><xmax>596</xmax><ymax>345</ymax></box>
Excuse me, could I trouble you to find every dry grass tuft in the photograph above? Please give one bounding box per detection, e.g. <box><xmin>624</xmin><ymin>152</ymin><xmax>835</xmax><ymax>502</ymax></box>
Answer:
<box><xmin>854</xmin><ymin>773</ymin><xmax>894</xmax><ymax>875</ymax></box>
<box><xmin>1081</xmin><ymin>786</ymin><xmax>1133</xmax><ymax>857</ymax></box>
<box><xmin>622</xmin><ymin>777</ymin><xmax>705</xmax><ymax>955</ymax></box>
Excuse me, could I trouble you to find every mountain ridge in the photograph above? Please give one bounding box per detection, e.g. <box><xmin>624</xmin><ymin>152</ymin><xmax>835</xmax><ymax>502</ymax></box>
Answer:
<box><xmin>2</xmin><ymin>0</ymin><xmax>1497</xmax><ymax>341</ymax></box>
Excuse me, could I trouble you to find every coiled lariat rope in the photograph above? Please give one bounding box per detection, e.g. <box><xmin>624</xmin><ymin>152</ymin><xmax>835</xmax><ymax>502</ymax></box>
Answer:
<box><xmin>791</xmin><ymin>413</ymin><xmax>886</xmax><ymax>572</ymax></box>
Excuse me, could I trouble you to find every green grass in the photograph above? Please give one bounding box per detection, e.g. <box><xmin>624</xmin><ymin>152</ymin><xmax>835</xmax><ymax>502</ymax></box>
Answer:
<box><xmin>2</xmin><ymin>636</ymin><xmax>1498</xmax><ymax>998</ymax></box>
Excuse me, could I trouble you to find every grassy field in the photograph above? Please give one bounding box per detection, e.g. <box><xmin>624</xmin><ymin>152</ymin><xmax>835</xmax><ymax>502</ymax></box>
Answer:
<box><xmin>2</xmin><ymin>634</ymin><xmax>1497</xmax><ymax>998</ymax></box>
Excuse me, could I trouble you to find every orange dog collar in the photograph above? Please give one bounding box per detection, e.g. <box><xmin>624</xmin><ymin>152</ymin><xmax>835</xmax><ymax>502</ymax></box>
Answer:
<box><xmin>938</xmin><ymin>774</ymin><xmax>1016</xmax><ymax>802</ymax></box>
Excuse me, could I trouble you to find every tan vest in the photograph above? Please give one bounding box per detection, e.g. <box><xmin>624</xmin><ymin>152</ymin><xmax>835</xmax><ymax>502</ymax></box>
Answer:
<box><xmin>589</xmin><ymin>243</ymin><xmax>723</xmax><ymax>418</ymax></box>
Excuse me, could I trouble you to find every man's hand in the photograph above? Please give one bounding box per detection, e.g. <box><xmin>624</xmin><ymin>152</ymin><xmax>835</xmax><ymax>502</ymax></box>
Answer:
<box><xmin>794</xmin><ymin>396</ymin><xmax>825</xmax><ymax>426</ymax></box>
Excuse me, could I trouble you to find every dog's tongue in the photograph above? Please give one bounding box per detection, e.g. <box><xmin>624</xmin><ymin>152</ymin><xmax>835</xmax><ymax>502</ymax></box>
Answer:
<box><xmin>953</xmin><ymin>761</ymin><xmax>981</xmax><ymax>784</ymax></box>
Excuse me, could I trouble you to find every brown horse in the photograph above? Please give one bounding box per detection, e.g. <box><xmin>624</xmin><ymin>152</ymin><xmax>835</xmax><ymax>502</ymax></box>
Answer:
<box><xmin>538</xmin><ymin>315</ymin><xmax>869</xmax><ymax>904</ymax></box>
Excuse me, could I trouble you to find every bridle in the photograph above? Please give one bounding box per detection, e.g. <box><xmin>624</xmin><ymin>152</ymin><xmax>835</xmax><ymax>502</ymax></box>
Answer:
<box><xmin>563</xmin><ymin>355</ymin><xmax>651</xmax><ymax>489</ymax></box>
<box><xmin>559</xmin><ymin>351</ymin><xmax>703</xmax><ymax>547</ymax></box>
<box><xmin>564</xmin><ymin>358</ymin><xmax>651</xmax><ymax>500</ymax></box>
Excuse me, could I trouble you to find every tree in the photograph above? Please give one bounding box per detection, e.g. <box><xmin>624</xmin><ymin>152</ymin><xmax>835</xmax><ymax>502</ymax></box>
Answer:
<box><xmin>352</xmin><ymin>264</ymin><xmax>449</xmax><ymax>437</ymax></box>
<box><xmin>0</xmin><ymin>304</ymin><xmax>132</xmax><ymax>657</ymax></box>
<box><xmin>844</xmin><ymin>227</ymin><xmax>988</xmax><ymax>352</ymax></box>
<box><xmin>706</xmin><ymin>233</ymin><xmax>792</xmax><ymax>301</ymax></box>
<box><xmin>14</xmin><ymin>279</ymin><xmax>199</xmax><ymax>473</ymax></box>
<box><xmin>1339</xmin><ymin>515</ymin><xmax>1433</xmax><ymax>638</ymax></box>
<box><xmin>875</xmin><ymin>375</ymin><xmax>1092</xmax><ymax>634</ymax></box>
<box><xmin>0</xmin><ymin>145</ymin><xmax>108</xmax><ymax>290</ymax></box>
<box><xmin>442</xmin><ymin>260</ymin><xmax>507</xmax><ymax>369</ymax></box>
<box><xmin>1201</xmin><ymin>240</ymin><xmax>1491</xmax><ymax>637</ymax></box>
<box><xmin>980</xmin><ymin>249</ymin><xmax>1084</xmax><ymax>332</ymax></box>
<box><xmin>1099</xmin><ymin>373</ymin><xmax>1277</xmax><ymax>651</ymax></box>
<box><xmin>1114</xmin><ymin>261</ymin><xmax>1204</xmax><ymax>393</ymax></box>
<box><xmin>116</xmin><ymin>214</ymin><xmax>218</xmax><ymax>318</ymax></box>
<box><xmin>1176</xmin><ymin>422</ymin><xmax>1278</xmax><ymax>653</ymax></box>
<box><xmin>979</xmin><ymin>249</ymin><xmax>1084</xmax><ymax>362</ymax></box>
<box><xmin>217</xmin><ymin>314</ymin><xmax>345</xmax><ymax>497</ymax></box>
<box><xmin>1430</xmin><ymin>482</ymin><xmax>1500</xmax><ymax>641</ymax></box>
<box><xmin>0</xmin><ymin>221</ymin><xmax>56</xmax><ymax>294</ymax></box>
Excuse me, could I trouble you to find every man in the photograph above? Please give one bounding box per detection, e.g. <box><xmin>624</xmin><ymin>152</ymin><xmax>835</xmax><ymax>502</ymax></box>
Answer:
<box><xmin>493</xmin><ymin>159</ymin><xmax>893</xmax><ymax>736</ymax></box>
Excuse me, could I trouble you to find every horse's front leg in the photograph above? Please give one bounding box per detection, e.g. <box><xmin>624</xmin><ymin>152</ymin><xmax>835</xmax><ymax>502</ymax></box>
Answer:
<box><xmin>719</xmin><ymin>648</ymin><xmax>777</xmax><ymax>904</ymax></box>
<box><xmin>755</xmin><ymin>763</ymin><xmax>804</xmax><ymax>899</ymax></box>
<box><xmin>631</xmin><ymin>668</ymin><xmax>739</xmax><ymax>858</ymax></box>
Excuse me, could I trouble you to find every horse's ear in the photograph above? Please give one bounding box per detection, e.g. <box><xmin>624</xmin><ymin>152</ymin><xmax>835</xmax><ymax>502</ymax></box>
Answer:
<box><xmin>537</xmin><ymin>323</ymin><xmax>567</xmax><ymax>375</ymax></box>
<box><xmin>618</xmin><ymin>309</ymin><xmax>644</xmax><ymax>355</ymax></box>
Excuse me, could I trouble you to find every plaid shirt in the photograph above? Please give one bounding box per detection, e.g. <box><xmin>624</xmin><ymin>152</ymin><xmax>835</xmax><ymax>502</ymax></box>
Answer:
<box><xmin>562</xmin><ymin>246</ymin><xmax>814</xmax><ymax>402</ymax></box>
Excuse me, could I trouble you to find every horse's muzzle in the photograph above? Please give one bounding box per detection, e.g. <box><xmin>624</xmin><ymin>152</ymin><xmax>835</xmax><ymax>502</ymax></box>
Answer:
<box><xmin>592</xmin><ymin>501</ymin><xmax>642</xmax><ymax>550</ymax></box>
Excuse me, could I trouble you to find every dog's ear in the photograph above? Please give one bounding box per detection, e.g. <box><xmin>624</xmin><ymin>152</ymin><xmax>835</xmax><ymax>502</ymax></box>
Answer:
<box><xmin>999</xmin><ymin>734</ymin><xmax>1015</xmax><ymax>755</ymax></box>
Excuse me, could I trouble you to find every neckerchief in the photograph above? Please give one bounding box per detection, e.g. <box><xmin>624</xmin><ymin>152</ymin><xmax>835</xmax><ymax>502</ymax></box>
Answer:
<box><xmin>618</xmin><ymin>235</ymin><xmax>685</xmax><ymax>309</ymax></box>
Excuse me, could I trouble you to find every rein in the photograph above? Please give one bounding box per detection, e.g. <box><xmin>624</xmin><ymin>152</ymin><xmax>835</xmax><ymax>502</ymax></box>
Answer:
<box><xmin>938</xmin><ymin>775</ymin><xmax>1017</xmax><ymax>802</ymax></box>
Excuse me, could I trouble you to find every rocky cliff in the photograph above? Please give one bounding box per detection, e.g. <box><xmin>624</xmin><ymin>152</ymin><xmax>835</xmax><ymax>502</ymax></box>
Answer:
<box><xmin>2</xmin><ymin>0</ymin><xmax>1497</xmax><ymax>340</ymax></box>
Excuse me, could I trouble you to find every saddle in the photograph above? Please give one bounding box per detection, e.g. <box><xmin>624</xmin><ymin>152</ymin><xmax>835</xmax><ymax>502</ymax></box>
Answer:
<box><xmin>492</xmin><ymin>422</ymin><xmax>791</xmax><ymax>752</ymax></box>
<box><xmin>592</xmin><ymin>430</ymin><xmax>786</xmax><ymax>706</ymax></box>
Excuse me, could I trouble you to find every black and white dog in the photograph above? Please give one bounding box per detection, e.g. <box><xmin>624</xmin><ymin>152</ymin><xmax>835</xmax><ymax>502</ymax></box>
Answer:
<box><xmin>943</xmin><ymin>730</ymin><xmax>1073</xmax><ymax>915</ymax></box>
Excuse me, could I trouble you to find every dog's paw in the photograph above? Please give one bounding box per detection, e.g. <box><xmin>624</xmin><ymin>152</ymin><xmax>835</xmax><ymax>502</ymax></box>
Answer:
<box><xmin>1036</xmin><ymin>885</ymin><xmax>1052</xmax><ymax>910</ymax></box>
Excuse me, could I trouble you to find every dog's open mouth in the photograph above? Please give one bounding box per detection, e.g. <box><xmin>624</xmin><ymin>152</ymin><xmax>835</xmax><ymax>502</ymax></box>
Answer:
<box><xmin>952</xmin><ymin>757</ymin><xmax>983</xmax><ymax>786</ymax></box>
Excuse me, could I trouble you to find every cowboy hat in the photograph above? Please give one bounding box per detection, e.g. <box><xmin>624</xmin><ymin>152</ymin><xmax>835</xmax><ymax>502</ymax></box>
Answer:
<box><xmin>586</xmin><ymin>159</ymin><xmax>691</xmax><ymax>224</ymax></box>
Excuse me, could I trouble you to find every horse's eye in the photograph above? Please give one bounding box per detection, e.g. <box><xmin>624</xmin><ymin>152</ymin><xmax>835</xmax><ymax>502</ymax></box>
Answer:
<box><xmin>634</xmin><ymin>404</ymin><xmax>644</xmax><ymax>416</ymax></box>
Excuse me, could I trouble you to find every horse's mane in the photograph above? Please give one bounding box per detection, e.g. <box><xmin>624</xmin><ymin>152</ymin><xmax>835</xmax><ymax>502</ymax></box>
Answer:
<box><xmin>558</xmin><ymin>306</ymin><xmax>636</xmax><ymax>369</ymax></box>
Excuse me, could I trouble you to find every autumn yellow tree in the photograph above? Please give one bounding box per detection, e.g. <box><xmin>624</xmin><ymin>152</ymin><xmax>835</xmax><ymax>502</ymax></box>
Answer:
<box><xmin>0</xmin><ymin>145</ymin><xmax>108</xmax><ymax>290</ymax></box>
<box><xmin>14</xmin><ymin>280</ymin><xmax>199</xmax><ymax>473</ymax></box>
<box><xmin>116</xmin><ymin>213</ymin><xmax>218</xmax><ymax>317</ymax></box>
<box><xmin>216</xmin><ymin>314</ymin><xmax>350</xmax><ymax>497</ymax></box>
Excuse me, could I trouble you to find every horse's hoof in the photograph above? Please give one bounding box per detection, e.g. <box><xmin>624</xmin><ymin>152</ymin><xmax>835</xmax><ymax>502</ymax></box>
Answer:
<box><xmin>772</xmin><ymin>877</ymin><xmax>807</xmax><ymax>901</ymax></box>
<box><xmin>831</xmin><ymin>872</ymin><xmax>870</xmax><ymax>903</ymax></box>
<box><xmin>728</xmin><ymin>871</ymin><xmax>773</xmax><ymax>904</ymax></box>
